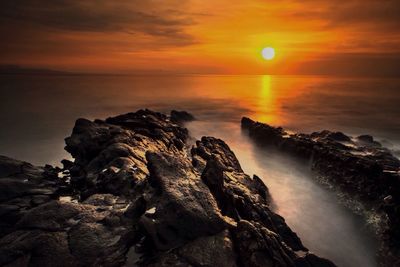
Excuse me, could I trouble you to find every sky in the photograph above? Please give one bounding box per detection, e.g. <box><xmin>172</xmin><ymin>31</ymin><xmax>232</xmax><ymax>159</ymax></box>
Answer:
<box><xmin>1</xmin><ymin>0</ymin><xmax>400</xmax><ymax>75</ymax></box>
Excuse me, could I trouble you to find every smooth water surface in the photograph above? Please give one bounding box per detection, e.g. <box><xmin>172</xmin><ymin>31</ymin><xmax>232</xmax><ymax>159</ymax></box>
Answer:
<box><xmin>2</xmin><ymin>74</ymin><xmax>399</xmax><ymax>266</ymax></box>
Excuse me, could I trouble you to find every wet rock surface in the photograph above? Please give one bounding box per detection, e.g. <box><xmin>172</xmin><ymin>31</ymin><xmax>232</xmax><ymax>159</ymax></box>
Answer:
<box><xmin>0</xmin><ymin>110</ymin><xmax>335</xmax><ymax>267</ymax></box>
<box><xmin>241</xmin><ymin>117</ymin><xmax>400</xmax><ymax>266</ymax></box>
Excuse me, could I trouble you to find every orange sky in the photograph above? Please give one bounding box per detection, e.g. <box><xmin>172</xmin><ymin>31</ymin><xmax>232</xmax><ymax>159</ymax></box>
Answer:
<box><xmin>1</xmin><ymin>0</ymin><xmax>400</xmax><ymax>75</ymax></box>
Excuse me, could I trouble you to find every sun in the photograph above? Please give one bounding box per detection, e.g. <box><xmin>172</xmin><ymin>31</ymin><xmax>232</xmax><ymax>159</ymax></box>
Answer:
<box><xmin>261</xmin><ymin>47</ymin><xmax>275</xmax><ymax>60</ymax></box>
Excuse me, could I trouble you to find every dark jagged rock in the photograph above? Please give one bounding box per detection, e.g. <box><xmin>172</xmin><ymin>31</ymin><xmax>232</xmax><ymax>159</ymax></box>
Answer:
<box><xmin>0</xmin><ymin>156</ymin><xmax>64</xmax><ymax>238</ymax></box>
<box><xmin>192</xmin><ymin>137</ymin><xmax>305</xmax><ymax>251</ymax></box>
<box><xmin>142</xmin><ymin>151</ymin><xmax>227</xmax><ymax>250</ymax></box>
<box><xmin>241</xmin><ymin>116</ymin><xmax>400</xmax><ymax>266</ymax></box>
<box><xmin>0</xmin><ymin>110</ymin><xmax>335</xmax><ymax>267</ymax></box>
<box><xmin>232</xmin><ymin>220</ymin><xmax>336</xmax><ymax>267</ymax></box>
<box><xmin>170</xmin><ymin>110</ymin><xmax>195</xmax><ymax>124</ymax></box>
<box><xmin>0</xmin><ymin>197</ymin><xmax>135</xmax><ymax>267</ymax></box>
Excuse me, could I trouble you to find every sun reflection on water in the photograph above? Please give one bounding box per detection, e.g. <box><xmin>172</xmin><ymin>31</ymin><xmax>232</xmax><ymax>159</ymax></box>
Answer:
<box><xmin>255</xmin><ymin>75</ymin><xmax>278</xmax><ymax>124</ymax></box>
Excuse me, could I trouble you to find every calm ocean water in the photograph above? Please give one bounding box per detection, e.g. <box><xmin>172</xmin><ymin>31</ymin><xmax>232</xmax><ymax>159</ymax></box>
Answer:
<box><xmin>1</xmin><ymin>74</ymin><xmax>399</xmax><ymax>266</ymax></box>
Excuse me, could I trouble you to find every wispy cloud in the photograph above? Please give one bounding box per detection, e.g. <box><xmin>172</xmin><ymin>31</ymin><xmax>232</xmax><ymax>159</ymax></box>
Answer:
<box><xmin>289</xmin><ymin>0</ymin><xmax>400</xmax><ymax>31</ymax></box>
<box><xmin>0</xmin><ymin>0</ymin><xmax>194</xmax><ymax>38</ymax></box>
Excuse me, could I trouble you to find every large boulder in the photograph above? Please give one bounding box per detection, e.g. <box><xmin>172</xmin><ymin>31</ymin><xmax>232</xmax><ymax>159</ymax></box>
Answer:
<box><xmin>170</xmin><ymin>110</ymin><xmax>195</xmax><ymax>125</ymax></box>
<box><xmin>141</xmin><ymin>151</ymin><xmax>227</xmax><ymax>250</ymax></box>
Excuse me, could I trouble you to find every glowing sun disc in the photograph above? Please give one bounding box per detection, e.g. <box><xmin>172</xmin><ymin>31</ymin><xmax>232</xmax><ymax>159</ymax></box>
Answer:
<box><xmin>262</xmin><ymin>47</ymin><xmax>275</xmax><ymax>60</ymax></box>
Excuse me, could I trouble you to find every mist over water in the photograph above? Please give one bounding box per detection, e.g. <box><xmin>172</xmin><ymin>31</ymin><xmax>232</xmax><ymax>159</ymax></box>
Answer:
<box><xmin>1</xmin><ymin>74</ymin><xmax>399</xmax><ymax>266</ymax></box>
<box><xmin>187</xmin><ymin>120</ymin><xmax>378</xmax><ymax>267</ymax></box>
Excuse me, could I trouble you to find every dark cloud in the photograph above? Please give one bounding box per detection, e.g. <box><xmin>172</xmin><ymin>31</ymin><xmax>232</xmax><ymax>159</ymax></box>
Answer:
<box><xmin>0</xmin><ymin>0</ymin><xmax>194</xmax><ymax>37</ymax></box>
<box><xmin>291</xmin><ymin>0</ymin><xmax>400</xmax><ymax>31</ymax></box>
<box><xmin>0</xmin><ymin>0</ymin><xmax>198</xmax><ymax>66</ymax></box>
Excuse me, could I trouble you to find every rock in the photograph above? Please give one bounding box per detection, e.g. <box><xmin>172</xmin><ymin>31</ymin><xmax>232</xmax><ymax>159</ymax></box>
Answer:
<box><xmin>232</xmin><ymin>220</ymin><xmax>335</xmax><ymax>267</ymax></box>
<box><xmin>233</xmin><ymin>220</ymin><xmax>296</xmax><ymax>267</ymax></box>
<box><xmin>0</xmin><ymin>197</ymin><xmax>135</xmax><ymax>266</ymax></box>
<box><xmin>142</xmin><ymin>151</ymin><xmax>227</xmax><ymax>250</ymax></box>
<box><xmin>192</xmin><ymin>137</ymin><xmax>243</xmax><ymax>172</ymax></box>
<box><xmin>241</xmin><ymin>117</ymin><xmax>400</xmax><ymax>266</ymax></box>
<box><xmin>176</xmin><ymin>230</ymin><xmax>237</xmax><ymax>267</ymax></box>
<box><xmin>295</xmin><ymin>253</ymin><xmax>337</xmax><ymax>267</ymax></box>
<box><xmin>253</xmin><ymin>174</ymin><xmax>272</xmax><ymax>202</ymax></box>
<box><xmin>17</xmin><ymin>201</ymin><xmax>83</xmax><ymax>231</ymax></box>
<box><xmin>309</xmin><ymin>130</ymin><xmax>351</xmax><ymax>143</ymax></box>
<box><xmin>194</xmin><ymin>137</ymin><xmax>306</xmax><ymax>251</ymax></box>
<box><xmin>146</xmin><ymin>230</ymin><xmax>238</xmax><ymax>267</ymax></box>
<box><xmin>68</xmin><ymin>222</ymin><xmax>129</xmax><ymax>266</ymax></box>
<box><xmin>61</xmin><ymin>159</ymin><xmax>74</xmax><ymax>170</ymax></box>
<box><xmin>170</xmin><ymin>110</ymin><xmax>195</xmax><ymax>124</ymax></box>
<box><xmin>0</xmin><ymin>155</ymin><xmax>27</xmax><ymax>178</ymax></box>
<box><xmin>64</xmin><ymin>109</ymin><xmax>189</xmax><ymax>198</ymax></box>
<box><xmin>356</xmin><ymin>134</ymin><xmax>382</xmax><ymax>147</ymax></box>
<box><xmin>0</xmin><ymin>110</ymin><xmax>336</xmax><ymax>267</ymax></box>
<box><xmin>357</xmin><ymin>134</ymin><xmax>374</xmax><ymax>143</ymax></box>
<box><xmin>0</xmin><ymin>156</ymin><xmax>62</xmax><ymax>238</ymax></box>
<box><xmin>0</xmin><ymin>230</ymin><xmax>77</xmax><ymax>267</ymax></box>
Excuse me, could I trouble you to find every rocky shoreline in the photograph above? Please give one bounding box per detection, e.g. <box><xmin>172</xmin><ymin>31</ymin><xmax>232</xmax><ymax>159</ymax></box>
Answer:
<box><xmin>241</xmin><ymin>117</ymin><xmax>400</xmax><ymax>267</ymax></box>
<box><xmin>0</xmin><ymin>110</ymin><xmax>335</xmax><ymax>267</ymax></box>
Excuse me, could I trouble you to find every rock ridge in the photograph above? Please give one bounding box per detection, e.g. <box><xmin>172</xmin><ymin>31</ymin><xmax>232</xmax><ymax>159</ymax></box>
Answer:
<box><xmin>0</xmin><ymin>110</ymin><xmax>335</xmax><ymax>267</ymax></box>
<box><xmin>241</xmin><ymin>116</ymin><xmax>400</xmax><ymax>266</ymax></box>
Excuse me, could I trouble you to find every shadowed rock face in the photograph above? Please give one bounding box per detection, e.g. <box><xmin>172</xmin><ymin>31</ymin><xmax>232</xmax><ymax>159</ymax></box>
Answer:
<box><xmin>0</xmin><ymin>110</ymin><xmax>335</xmax><ymax>267</ymax></box>
<box><xmin>241</xmin><ymin>116</ymin><xmax>400</xmax><ymax>267</ymax></box>
<box><xmin>170</xmin><ymin>110</ymin><xmax>195</xmax><ymax>125</ymax></box>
